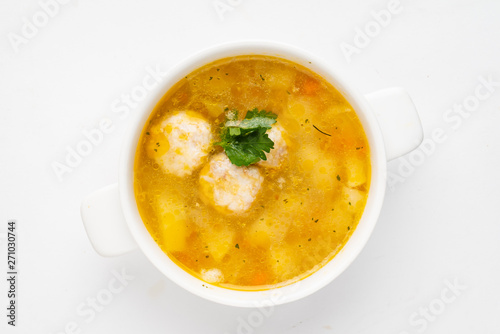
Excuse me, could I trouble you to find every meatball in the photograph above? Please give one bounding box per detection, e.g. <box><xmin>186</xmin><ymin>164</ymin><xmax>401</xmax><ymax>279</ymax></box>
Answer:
<box><xmin>201</xmin><ymin>268</ymin><xmax>224</xmax><ymax>283</ymax></box>
<box><xmin>147</xmin><ymin>111</ymin><xmax>212</xmax><ymax>177</ymax></box>
<box><xmin>257</xmin><ymin>123</ymin><xmax>288</xmax><ymax>168</ymax></box>
<box><xmin>199</xmin><ymin>153</ymin><xmax>264</xmax><ymax>214</ymax></box>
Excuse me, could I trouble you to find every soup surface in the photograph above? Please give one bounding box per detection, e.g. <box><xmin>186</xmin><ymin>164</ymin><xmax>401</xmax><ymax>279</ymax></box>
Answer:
<box><xmin>134</xmin><ymin>55</ymin><xmax>370</xmax><ymax>290</ymax></box>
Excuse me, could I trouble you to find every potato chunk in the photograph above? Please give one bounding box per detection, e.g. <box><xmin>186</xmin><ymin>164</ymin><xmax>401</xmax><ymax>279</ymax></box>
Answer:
<box><xmin>296</xmin><ymin>144</ymin><xmax>339</xmax><ymax>191</ymax></box>
<box><xmin>341</xmin><ymin>186</ymin><xmax>366</xmax><ymax>214</ymax></box>
<box><xmin>247</xmin><ymin>214</ymin><xmax>290</xmax><ymax>248</ymax></box>
<box><xmin>345</xmin><ymin>155</ymin><xmax>367</xmax><ymax>188</ymax></box>
<box><xmin>201</xmin><ymin>223</ymin><xmax>235</xmax><ymax>262</ymax></box>
<box><xmin>269</xmin><ymin>245</ymin><xmax>300</xmax><ymax>281</ymax></box>
<box><xmin>155</xmin><ymin>191</ymin><xmax>188</xmax><ymax>253</ymax></box>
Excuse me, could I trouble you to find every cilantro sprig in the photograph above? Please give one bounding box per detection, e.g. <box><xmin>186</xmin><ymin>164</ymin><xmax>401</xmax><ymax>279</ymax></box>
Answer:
<box><xmin>215</xmin><ymin>108</ymin><xmax>278</xmax><ymax>166</ymax></box>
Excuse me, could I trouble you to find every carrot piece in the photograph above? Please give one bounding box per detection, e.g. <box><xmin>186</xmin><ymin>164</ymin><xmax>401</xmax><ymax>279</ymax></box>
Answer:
<box><xmin>301</xmin><ymin>77</ymin><xmax>320</xmax><ymax>95</ymax></box>
<box><xmin>251</xmin><ymin>271</ymin><xmax>268</xmax><ymax>285</ymax></box>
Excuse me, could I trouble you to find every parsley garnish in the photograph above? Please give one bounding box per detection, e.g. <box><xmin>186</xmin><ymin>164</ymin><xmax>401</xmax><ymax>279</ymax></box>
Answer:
<box><xmin>215</xmin><ymin>108</ymin><xmax>277</xmax><ymax>166</ymax></box>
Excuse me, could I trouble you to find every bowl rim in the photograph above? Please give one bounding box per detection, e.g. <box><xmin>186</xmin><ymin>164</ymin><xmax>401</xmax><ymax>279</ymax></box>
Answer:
<box><xmin>119</xmin><ymin>40</ymin><xmax>387</xmax><ymax>307</ymax></box>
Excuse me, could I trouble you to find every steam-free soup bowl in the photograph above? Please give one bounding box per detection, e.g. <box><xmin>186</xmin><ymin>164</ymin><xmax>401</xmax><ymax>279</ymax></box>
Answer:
<box><xmin>81</xmin><ymin>41</ymin><xmax>423</xmax><ymax>307</ymax></box>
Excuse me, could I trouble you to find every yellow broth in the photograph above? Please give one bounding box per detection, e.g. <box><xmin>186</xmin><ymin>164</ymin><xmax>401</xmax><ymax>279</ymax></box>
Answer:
<box><xmin>134</xmin><ymin>55</ymin><xmax>370</xmax><ymax>290</ymax></box>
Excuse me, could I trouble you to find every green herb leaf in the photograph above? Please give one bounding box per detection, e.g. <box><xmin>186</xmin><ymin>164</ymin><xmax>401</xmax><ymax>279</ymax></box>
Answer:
<box><xmin>218</xmin><ymin>127</ymin><xmax>274</xmax><ymax>166</ymax></box>
<box><xmin>225</xmin><ymin>116</ymin><xmax>276</xmax><ymax>131</ymax></box>
<box><xmin>245</xmin><ymin>108</ymin><xmax>277</xmax><ymax>120</ymax></box>
<box><xmin>229</xmin><ymin>127</ymin><xmax>241</xmax><ymax>136</ymax></box>
<box><xmin>215</xmin><ymin>109</ymin><xmax>277</xmax><ymax>166</ymax></box>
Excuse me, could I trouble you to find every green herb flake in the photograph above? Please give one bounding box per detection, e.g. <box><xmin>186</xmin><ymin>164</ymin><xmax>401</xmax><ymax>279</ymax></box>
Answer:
<box><xmin>235</xmin><ymin>243</ymin><xmax>240</xmax><ymax>249</ymax></box>
<box><xmin>286</xmin><ymin>90</ymin><xmax>291</xmax><ymax>95</ymax></box>
<box><xmin>347</xmin><ymin>226</ymin><xmax>351</xmax><ymax>231</ymax></box>
<box><xmin>313</xmin><ymin>125</ymin><xmax>332</xmax><ymax>136</ymax></box>
<box><xmin>154</xmin><ymin>149</ymin><xmax>157</xmax><ymax>152</ymax></box>
<box><xmin>146</xmin><ymin>132</ymin><xmax>150</xmax><ymax>135</ymax></box>
<box><xmin>260</xmin><ymin>74</ymin><xmax>265</xmax><ymax>81</ymax></box>
<box><xmin>337</xmin><ymin>175</ymin><xmax>341</xmax><ymax>181</ymax></box>
<box><xmin>349</xmin><ymin>202</ymin><xmax>352</xmax><ymax>206</ymax></box>
<box><xmin>209</xmin><ymin>77</ymin><xmax>213</xmax><ymax>81</ymax></box>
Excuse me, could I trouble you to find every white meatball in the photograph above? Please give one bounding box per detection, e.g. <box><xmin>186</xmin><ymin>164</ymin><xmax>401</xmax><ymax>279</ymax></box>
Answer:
<box><xmin>199</xmin><ymin>153</ymin><xmax>264</xmax><ymax>214</ymax></box>
<box><xmin>149</xmin><ymin>111</ymin><xmax>212</xmax><ymax>177</ymax></box>
<box><xmin>257</xmin><ymin>123</ymin><xmax>288</xmax><ymax>168</ymax></box>
<box><xmin>201</xmin><ymin>268</ymin><xmax>224</xmax><ymax>283</ymax></box>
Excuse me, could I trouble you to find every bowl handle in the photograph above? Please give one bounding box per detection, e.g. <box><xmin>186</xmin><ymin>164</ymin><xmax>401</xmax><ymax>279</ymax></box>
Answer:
<box><xmin>80</xmin><ymin>184</ymin><xmax>137</xmax><ymax>257</ymax></box>
<box><xmin>365</xmin><ymin>87</ymin><xmax>423</xmax><ymax>161</ymax></box>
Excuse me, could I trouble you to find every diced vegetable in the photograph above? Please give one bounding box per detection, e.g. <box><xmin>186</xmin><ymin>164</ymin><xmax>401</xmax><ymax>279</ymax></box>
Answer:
<box><xmin>155</xmin><ymin>192</ymin><xmax>188</xmax><ymax>252</ymax></box>
<box><xmin>346</xmin><ymin>155</ymin><xmax>367</xmax><ymax>188</ymax></box>
<box><xmin>202</xmin><ymin>224</ymin><xmax>235</xmax><ymax>262</ymax></box>
<box><xmin>341</xmin><ymin>186</ymin><xmax>366</xmax><ymax>213</ymax></box>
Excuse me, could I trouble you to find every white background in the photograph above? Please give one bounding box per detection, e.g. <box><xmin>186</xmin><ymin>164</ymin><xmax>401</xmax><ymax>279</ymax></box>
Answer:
<box><xmin>1</xmin><ymin>0</ymin><xmax>499</xmax><ymax>333</ymax></box>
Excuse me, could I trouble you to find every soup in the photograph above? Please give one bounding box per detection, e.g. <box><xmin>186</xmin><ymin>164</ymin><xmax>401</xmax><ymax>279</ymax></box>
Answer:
<box><xmin>134</xmin><ymin>55</ymin><xmax>370</xmax><ymax>290</ymax></box>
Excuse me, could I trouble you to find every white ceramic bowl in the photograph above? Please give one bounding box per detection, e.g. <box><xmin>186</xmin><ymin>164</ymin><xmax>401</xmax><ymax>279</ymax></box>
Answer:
<box><xmin>81</xmin><ymin>41</ymin><xmax>423</xmax><ymax>307</ymax></box>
